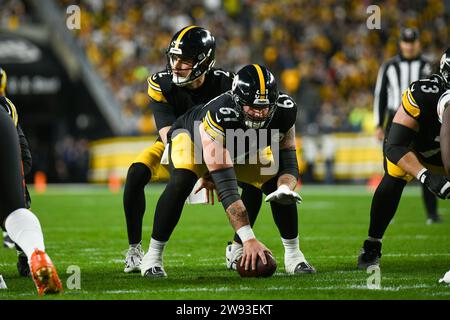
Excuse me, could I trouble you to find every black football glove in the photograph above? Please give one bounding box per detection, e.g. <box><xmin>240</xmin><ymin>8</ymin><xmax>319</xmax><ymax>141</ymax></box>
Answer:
<box><xmin>418</xmin><ymin>169</ymin><xmax>450</xmax><ymax>199</ymax></box>
<box><xmin>24</xmin><ymin>185</ymin><xmax>31</xmax><ymax>209</ymax></box>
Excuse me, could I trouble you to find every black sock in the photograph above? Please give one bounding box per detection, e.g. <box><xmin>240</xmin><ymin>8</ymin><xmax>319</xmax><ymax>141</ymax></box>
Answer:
<box><xmin>233</xmin><ymin>183</ymin><xmax>263</xmax><ymax>244</ymax></box>
<box><xmin>421</xmin><ymin>183</ymin><xmax>437</xmax><ymax>218</ymax></box>
<box><xmin>368</xmin><ymin>174</ymin><xmax>406</xmax><ymax>239</ymax></box>
<box><xmin>123</xmin><ymin>163</ymin><xmax>151</xmax><ymax>245</ymax></box>
<box><xmin>262</xmin><ymin>177</ymin><xmax>298</xmax><ymax>239</ymax></box>
<box><xmin>269</xmin><ymin>202</ymin><xmax>299</xmax><ymax>239</ymax></box>
<box><xmin>151</xmin><ymin>169</ymin><xmax>197</xmax><ymax>242</ymax></box>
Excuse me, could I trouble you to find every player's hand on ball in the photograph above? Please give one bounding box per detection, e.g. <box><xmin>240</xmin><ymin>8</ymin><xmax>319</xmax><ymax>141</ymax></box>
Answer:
<box><xmin>241</xmin><ymin>239</ymin><xmax>271</xmax><ymax>271</ymax></box>
<box><xmin>265</xmin><ymin>184</ymin><xmax>302</xmax><ymax>205</ymax></box>
<box><xmin>418</xmin><ymin>170</ymin><xmax>450</xmax><ymax>199</ymax></box>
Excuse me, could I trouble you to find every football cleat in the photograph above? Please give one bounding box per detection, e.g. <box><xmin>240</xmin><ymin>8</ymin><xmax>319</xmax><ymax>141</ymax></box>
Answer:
<box><xmin>225</xmin><ymin>242</ymin><xmax>243</xmax><ymax>270</ymax></box>
<box><xmin>29</xmin><ymin>249</ymin><xmax>63</xmax><ymax>295</ymax></box>
<box><xmin>3</xmin><ymin>232</ymin><xmax>15</xmax><ymax>249</ymax></box>
<box><xmin>124</xmin><ymin>244</ymin><xmax>144</xmax><ymax>273</ymax></box>
<box><xmin>141</xmin><ymin>250</ymin><xmax>166</xmax><ymax>278</ymax></box>
<box><xmin>285</xmin><ymin>253</ymin><xmax>316</xmax><ymax>274</ymax></box>
<box><xmin>142</xmin><ymin>266</ymin><xmax>167</xmax><ymax>278</ymax></box>
<box><xmin>357</xmin><ymin>240</ymin><xmax>382</xmax><ymax>270</ymax></box>
<box><xmin>426</xmin><ymin>214</ymin><xmax>443</xmax><ymax>225</ymax></box>
<box><xmin>17</xmin><ymin>249</ymin><xmax>30</xmax><ymax>277</ymax></box>
<box><xmin>293</xmin><ymin>261</ymin><xmax>317</xmax><ymax>274</ymax></box>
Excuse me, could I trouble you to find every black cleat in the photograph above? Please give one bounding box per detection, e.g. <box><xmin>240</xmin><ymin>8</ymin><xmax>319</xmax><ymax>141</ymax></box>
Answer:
<box><xmin>17</xmin><ymin>250</ymin><xmax>31</xmax><ymax>277</ymax></box>
<box><xmin>143</xmin><ymin>266</ymin><xmax>167</xmax><ymax>278</ymax></box>
<box><xmin>3</xmin><ymin>233</ymin><xmax>15</xmax><ymax>249</ymax></box>
<box><xmin>358</xmin><ymin>240</ymin><xmax>382</xmax><ymax>270</ymax></box>
<box><xmin>294</xmin><ymin>261</ymin><xmax>317</xmax><ymax>274</ymax></box>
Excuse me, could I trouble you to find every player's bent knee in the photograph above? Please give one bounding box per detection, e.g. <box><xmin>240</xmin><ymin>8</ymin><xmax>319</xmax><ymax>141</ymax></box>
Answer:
<box><xmin>125</xmin><ymin>163</ymin><xmax>151</xmax><ymax>189</ymax></box>
<box><xmin>168</xmin><ymin>169</ymin><xmax>198</xmax><ymax>196</ymax></box>
<box><xmin>378</xmin><ymin>174</ymin><xmax>407</xmax><ymax>193</ymax></box>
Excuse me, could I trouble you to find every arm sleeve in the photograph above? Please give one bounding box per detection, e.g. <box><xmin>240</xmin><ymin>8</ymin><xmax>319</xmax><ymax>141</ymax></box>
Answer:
<box><xmin>152</xmin><ymin>101</ymin><xmax>177</xmax><ymax>131</ymax></box>
<box><xmin>17</xmin><ymin>124</ymin><xmax>32</xmax><ymax>176</ymax></box>
<box><xmin>373</xmin><ymin>63</ymin><xmax>389</xmax><ymax>128</ymax></box>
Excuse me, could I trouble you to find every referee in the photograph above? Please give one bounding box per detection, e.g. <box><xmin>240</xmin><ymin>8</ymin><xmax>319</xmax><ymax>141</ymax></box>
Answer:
<box><xmin>373</xmin><ymin>27</ymin><xmax>441</xmax><ymax>224</ymax></box>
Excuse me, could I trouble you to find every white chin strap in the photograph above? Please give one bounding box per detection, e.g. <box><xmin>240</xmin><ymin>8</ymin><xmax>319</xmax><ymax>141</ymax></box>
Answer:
<box><xmin>172</xmin><ymin>74</ymin><xmax>193</xmax><ymax>86</ymax></box>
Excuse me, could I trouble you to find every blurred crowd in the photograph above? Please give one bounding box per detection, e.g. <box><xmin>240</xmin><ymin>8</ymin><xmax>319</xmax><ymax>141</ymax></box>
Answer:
<box><xmin>3</xmin><ymin>0</ymin><xmax>449</xmax><ymax>136</ymax></box>
<box><xmin>55</xmin><ymin>0</ymin><xmax>449</xmax><ymax>136</ymax></box>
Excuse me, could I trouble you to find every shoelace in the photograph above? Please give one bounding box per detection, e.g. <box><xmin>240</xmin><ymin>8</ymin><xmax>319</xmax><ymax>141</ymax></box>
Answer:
<box><xmin>151</xmin><ymin>266</ymin><xmax>164</xmax><ymax>274</ymax></box>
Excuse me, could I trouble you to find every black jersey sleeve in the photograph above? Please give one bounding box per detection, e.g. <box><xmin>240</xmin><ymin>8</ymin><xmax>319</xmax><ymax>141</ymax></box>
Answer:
<box><xmin>147</xmin><ymin>72</ymin><xmax>177</xmax><ymax>130</ymax></box>
<box><xmin>152</xmin><ymin>101</ymin><xmax>177</xmax><ymax>131</ymax></box>
<box><xmin>211</xmin><ymin>68</ymin><xmax>235</xmax><ymax>92</ymax></box>
<box><xmin>147</xmin><ymin>72</ymin><xmax>168</xmax><ymax>103</ymax></box>
<box><xmin>401</xmin><ymin>75</ymin><xmax>442</xmax><ymax>120</ymax></box>
<box><xmin>17</xmin><ymin>124</ymin><xmax>32</xmax><ymax>175</ymax></box>
<box><xmin>201</xmin><ymin>94</ymin><xmax>239</xmax><ymax>142</ymax></box>
<box><xmin>275</xmin><ymin>93</ymin><xmax>298</xmax><ymax>133</ymax></box>
<box><xmin>0</xmin><ymin>96</ymin><xmax>18</xmax><ymax>127</ymax></box>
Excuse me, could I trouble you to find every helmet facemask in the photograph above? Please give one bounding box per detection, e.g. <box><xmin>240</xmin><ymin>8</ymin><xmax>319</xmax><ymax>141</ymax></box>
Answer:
<box><xmin>166</xmin><ymin>48</ymin><xmax>215</xmax><ymax>87</ymax></box>
<box><xmin>440</xmin><ymin>51</ymin><xmax>450</xmax><ymax>89</ymax></box>
<box><xmin>234</xmin><ymin>94</ymin><xmax>277</xmax><ymax>129</ymax></box>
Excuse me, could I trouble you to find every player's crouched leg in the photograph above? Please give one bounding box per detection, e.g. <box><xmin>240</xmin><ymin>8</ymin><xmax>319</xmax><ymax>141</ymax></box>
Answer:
<box><xmin>141</xmin><ymin>168</ymin><xmax>198</xmax><ymax>278</ymax></box>
<box><xmin>261</xmin><ymin>178</ymin><xmax>316</xmax><ymax>274</ymax></box>
<box><xmin>358</xmin><ymin>172</ymin><xmax>407</xmax><ymax>270</ymax></box>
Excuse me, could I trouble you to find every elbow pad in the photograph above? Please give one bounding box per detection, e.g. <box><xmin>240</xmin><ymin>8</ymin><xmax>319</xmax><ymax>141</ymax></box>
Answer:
<box><xmin>278</xmin><ymin>149</ymin><xmax>299</xmax><ymax>180</ymax></box>
<box><xmin>385</xmin><ymin>123</ymin><xmax>416</xmax><ymax>164</ymax></box>
<box><xmin>210</xmin><ymin>167</ymin><xmax>241</xmax><ymax>210</ymax></box>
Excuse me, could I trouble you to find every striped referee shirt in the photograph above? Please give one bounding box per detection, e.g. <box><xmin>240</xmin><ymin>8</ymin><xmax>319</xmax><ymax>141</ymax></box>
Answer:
<box><xmin>373</xmin><ymin>54</ymin><xmax>432</xmax><ymax>129</ymax></box>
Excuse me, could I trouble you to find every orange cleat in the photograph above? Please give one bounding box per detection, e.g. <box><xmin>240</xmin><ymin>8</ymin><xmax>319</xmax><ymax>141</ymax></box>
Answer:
<box><xmin>29</xmin><ymin>249</ymin><xmax>63</xmax><ymax>296</ymax></box>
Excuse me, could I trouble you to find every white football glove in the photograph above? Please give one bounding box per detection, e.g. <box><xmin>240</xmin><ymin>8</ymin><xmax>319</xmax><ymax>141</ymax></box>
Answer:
<box><xmin>265</xmin><ymin>184</ymin><xmax>302</xmax><ymax>205</ymax></box>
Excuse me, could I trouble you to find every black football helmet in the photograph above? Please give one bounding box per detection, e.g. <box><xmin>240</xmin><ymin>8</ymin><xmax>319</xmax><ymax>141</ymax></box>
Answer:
<box><xmin>232</xmin><ymin>64</ymin><xmax>278</xmax><ymax>129</ymax></box>
<box><xmin>0</xmin><ymin>67</ymin><xmax>6</xmax><ymax>94</ymax></box>
<box><xmin>440</xmin><ymin>48</ymin><xmax>450</xmax><ymax>88</ymax></box>
<box><xmin>166</xmin><ymin>26</ymin><xmax>216</xmax><ymax>86</ymax></box>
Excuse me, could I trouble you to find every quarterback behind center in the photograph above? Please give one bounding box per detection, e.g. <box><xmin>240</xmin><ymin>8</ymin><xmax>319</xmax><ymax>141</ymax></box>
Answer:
<box><xmin>141</xmin><ymin>64</ymin><xmax>315</xmax><ymax>277</ymax></box>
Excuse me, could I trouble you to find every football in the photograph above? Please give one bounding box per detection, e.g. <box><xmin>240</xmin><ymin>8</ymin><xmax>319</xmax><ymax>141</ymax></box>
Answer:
<box><xmin>236</xmin><ymin>251</ymin><xmax>277</xmax><ymax>278</ymax></box>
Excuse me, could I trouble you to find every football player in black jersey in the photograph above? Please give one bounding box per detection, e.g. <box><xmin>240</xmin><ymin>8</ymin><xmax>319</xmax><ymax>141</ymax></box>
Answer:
<box><xmin>1</xmin><ymin>67</ymin><xmax>32</xmax><ymax>278</ymax></box>
<box><xmin>140</xmin><ymin>64</ymin><xmax>315</xmax><ymax>277</ymax></box>
<box><xmin>0</xmin><ymin>96</ymin><xmax>63</xmax><ymax>295</ymax></box>
<box><xmin>122</xmin><ymin>26</ymin><xmax>263</xmax><ymax>273</ymax></box>
<box><xmin>358</xmin><ymin>48</ymin><xmax>450</xmax><ymax>269</ymax></box>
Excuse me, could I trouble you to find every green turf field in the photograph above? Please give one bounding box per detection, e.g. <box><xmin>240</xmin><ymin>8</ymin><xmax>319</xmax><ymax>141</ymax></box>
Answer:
<box><xmin>1</xmin><ymin>184</ymin><xmax>450</xmax><ymax>300</ymax></box>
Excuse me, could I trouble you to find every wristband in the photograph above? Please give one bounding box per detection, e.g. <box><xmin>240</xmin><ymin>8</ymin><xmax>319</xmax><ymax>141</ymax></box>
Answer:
<box><xmin>236</xmin><ymin>225</ymin><xmax>255</xmax><ymax>243</ymax></box>
<box><xmin>416</xmin><ymin>168</ymin><xmax>428</xmax><ymax>183</ymax></box>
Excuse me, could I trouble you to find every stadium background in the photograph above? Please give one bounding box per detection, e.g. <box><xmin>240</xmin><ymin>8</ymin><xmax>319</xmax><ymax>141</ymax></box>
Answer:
<box><xmin>0</xmin><ymin>0</ymin><xmax>449</xmax><ymax>184</ymax></box>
